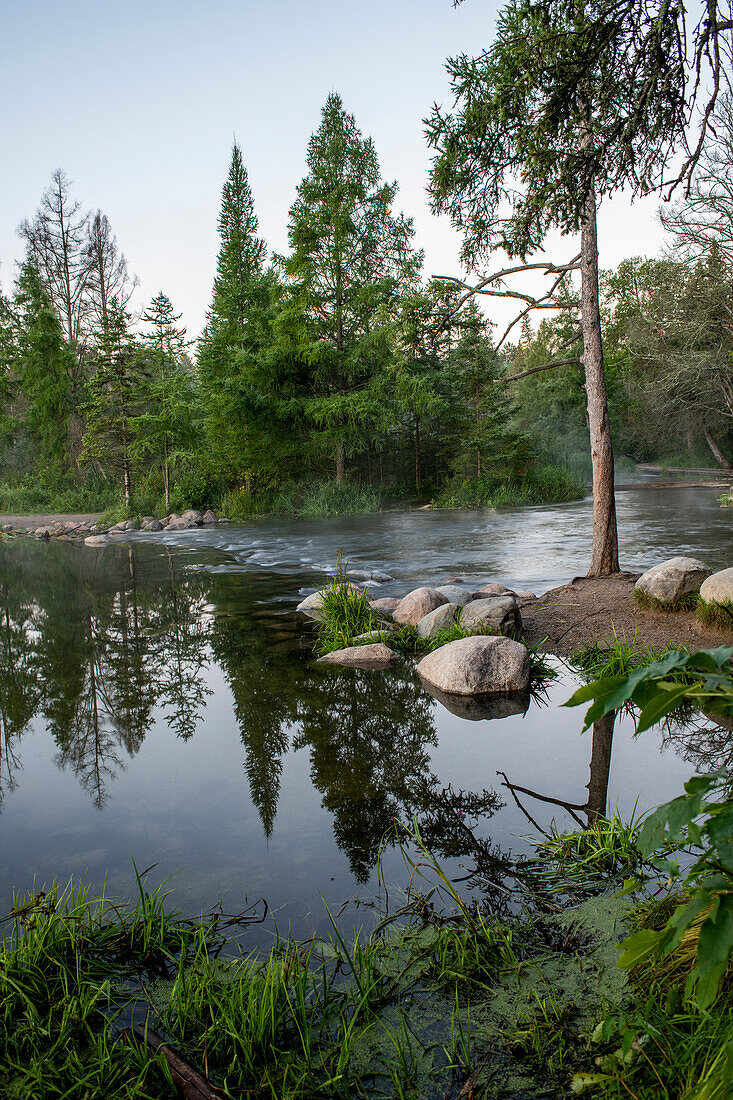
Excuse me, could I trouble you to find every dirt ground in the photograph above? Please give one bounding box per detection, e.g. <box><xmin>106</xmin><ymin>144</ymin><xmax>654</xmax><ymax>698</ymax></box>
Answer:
<box><xmin>0</xmin><ymin>513</ymin><xmax>102</xmax><ymax>530</ymax></box>
<box><xmin>520</xmin><ymin>572</ymin><xmax>733</xmax><ymax>656</ymax></box>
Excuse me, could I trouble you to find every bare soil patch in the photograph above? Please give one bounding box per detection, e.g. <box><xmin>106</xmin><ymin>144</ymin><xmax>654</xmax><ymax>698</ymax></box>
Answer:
<box><xmin>521</xmin><ymin>572</ymin><xmax>732</xmax><ymax>656</ymax></box>
<box><xmin>0</xmin><ymin>512</ymin><xmax>102</xmax><ymax>530</ymax></box>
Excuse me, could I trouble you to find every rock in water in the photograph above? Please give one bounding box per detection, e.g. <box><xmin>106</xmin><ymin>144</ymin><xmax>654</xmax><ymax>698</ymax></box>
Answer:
<box><xmin>700</xmin><ymin>568</ymin><xmax>733</xmax><ymax>607</ymax></box>
<box><xmin>422</xmin><ymin>682</ymin><xmax>530</xmax><ymax>720</ymax></box>
<box><xmin>202</xmin><ymin>509</ymin><xmax>218</xmax><ymax>524</ymax></box>
<box><xmin>460</xmin><ymin>596</ymin><xmax>522</xmax><ymax>639</ymax></box>
<box><xmin>635</xmin><ymin>556</ymin><xmax>711</xmax><ymax>604</ymax></box>
<box><xmin>317</xmin><ymin>643</ymin><xmax>401</xmax><ymax>668</ymax></box>
<box><xmin>473</xmin><ymin>583</ymin><xmax>516</xmax><ymax>598</ymax></box>
<box><xmin>417</xmin><ymin>636</ymin><xmax>530</xmax><ymax>695</ymax></box>
<box><xmin>182</xmin><ymin>509</ymin><xmax>204</xmax><ymax>525</ymax></box>
<box><xmin>434</xmin><ymin>584</ymin><xmax>473</xmax><ymax>607</ymax></box>
<box><xmin>141</xmin><ymin>518</ymin><xmax>164</xmax><ymax>532</ymax></box>
<box><xmin>167</xmin><ymin>515</ymin><xmax>197</xmax><ymax>530</ymax></box>
<box><xmin>393</xmin><ymin>586</ymin><xmax>448</xmax><ymax>625</ymax></box>
<box><xmin>84</xmin><ymin>534</ymin><xmax>110</xmax><ymax>547</ymax></box>
<box><xmin>416</xmin><ymin>603</ymin><xmax>459</xmax><ymax>638</ymax></box>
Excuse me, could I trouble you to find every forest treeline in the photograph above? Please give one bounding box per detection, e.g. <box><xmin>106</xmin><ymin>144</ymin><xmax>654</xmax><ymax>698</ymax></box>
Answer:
<box><xmin>3</xmin><ymin>91</ymin><xmax>733</xmax><ymax>518</ymax></box>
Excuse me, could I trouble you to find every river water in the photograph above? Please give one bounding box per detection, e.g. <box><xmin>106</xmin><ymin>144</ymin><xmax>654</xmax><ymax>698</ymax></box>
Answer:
<box><xmin>0</xmin><ymin>486</ymin><xmax>731</xmax><ymax>942</ymax></box>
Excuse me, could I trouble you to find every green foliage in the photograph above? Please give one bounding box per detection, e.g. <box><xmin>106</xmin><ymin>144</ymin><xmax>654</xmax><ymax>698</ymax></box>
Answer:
<box><xmin>698</xmin><ymin>599</ymin><xmax>733</xmax><ymax>631</ymax></box>
<box><xmin>633</xmin><ymin>587</ymin><xmax>701</xmax><ymax>613</ymax></box>
<box><xmin>526</xmin><ymin>809</ymin><xmax>643</xmax><ymax>896</ymax></box>
<box><xmin>566</xmin><ymin>649</ymin><xmax>733</xmax><ymax>1009</ymax></box>
<box><xmin>435</xmin><ymin>463</ymin><xmax>584</xmax><ymax>508</ymax></box>
<box><xmin>572</xmin><ymin>630</ymin><xmax>687</xmax><ymax>680</ymax></box>
<box><xmin>315</xmin><ymin>576</ymin><xmax>380</xmax><ymax>655</ymax></box>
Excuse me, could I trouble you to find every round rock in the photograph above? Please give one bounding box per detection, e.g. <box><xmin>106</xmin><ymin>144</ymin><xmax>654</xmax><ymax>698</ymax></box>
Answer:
<box><xmin>460</xmin><ymin>596</ymin><xmax>522</xmax><ymax>639</ymax></box>
<box><xmin>435</xmin><ymin>584</ymin><xmax>473</xmax><ymax>607</ymax></box>
<box><xmin>416</xmin><ymin>603</ymin><xmax>459</xmax><ymax>638</ymax></box>
<box><xmin>635</xmin><ymin>556</ymin><xmax>711</xmax><ymax>603</ymax></box>
<box><xmin>84</xmin><ymin>534</ymin><xmax>110</xmax><ymax>547</ymax></box>
<box><xmin>317</xmin><ymin>643</ymin><xmax>401</xmax><ymax>668</ymax></box>
<box><xmin>700</xmin><ymin>567</ymin><xmax>733</xmax><ymax>607</ymax></box>
<box><xmin>393</xmin><ymin>586</ymin><xmax>448</xmax><ymax>625</ymax></box>
<box><xmin>417</xmin><ymin>636</ymin><xmax>530</xmax><ymax>696</ymax></box>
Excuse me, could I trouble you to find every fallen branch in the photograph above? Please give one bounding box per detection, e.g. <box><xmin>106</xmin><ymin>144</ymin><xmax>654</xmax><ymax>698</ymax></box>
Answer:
<box><xmin>125</xmin><ymin>1024</ymin><xmax>226</xmax><ymax>1100</ymax></box>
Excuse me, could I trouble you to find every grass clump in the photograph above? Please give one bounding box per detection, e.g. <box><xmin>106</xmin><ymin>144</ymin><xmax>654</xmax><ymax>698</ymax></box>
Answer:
<box><xmin>572</xmin><ymin>628</ymin><xmax>686</xmax><ymax>679</ymax></box>
<box><xmin>698</xmin><ymin>598</ymin><xmax>733</xmax><ymax>630</ymax></box>
<box><xmin>434</xmin><ymin>463</ymin><xmax>584</xmax><ymax>509</ymax></box>
<box><xmin>221</xmin><ymin>481</ymin><xmax>381</xmax><ymax>520</ymax></box>
<box><xmin>633</xmin><ymin>587</ymin><xmax>700</xmax><ymax>613</ymax></box>
<box><xmin>523</xmin><ymin>808</ymin><xmax>643</xmax><ymax>898</ymax></box>
<box><xmin>315</xmin><ymin>577</ymin><xmax>381</xmax><ymax>655</ymax></box>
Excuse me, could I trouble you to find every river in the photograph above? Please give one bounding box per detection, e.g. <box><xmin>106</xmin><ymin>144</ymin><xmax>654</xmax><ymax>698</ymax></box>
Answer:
<box><xmin>0</xmin><ymin>486</ymin><xmax>730</xmax><ymax>942</ymax></box>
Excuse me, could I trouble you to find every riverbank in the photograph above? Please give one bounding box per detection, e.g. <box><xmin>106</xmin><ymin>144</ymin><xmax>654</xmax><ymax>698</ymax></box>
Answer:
<box><xmin>521</xmin><ymin>572</ymin><xmax>733</xmax><ymax>655</ymax></box>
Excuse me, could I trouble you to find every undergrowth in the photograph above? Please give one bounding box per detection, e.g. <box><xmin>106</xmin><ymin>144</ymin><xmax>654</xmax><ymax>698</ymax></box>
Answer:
<box><xmin>434</xmin><ymin>464</ymin><xmax>585</xmax><ymax>509</ymax></box>
<box><xmin>633</xmin><ymin>588</ymin><xmax>700</xmax><ymax>613</ymax></box>
<box><xmin>698</xmin><ymin>598</ymin><xmax>733</xmax><ymax>630</ymax></box>
<box><xmin>571</xmin><ymin>628</ymin><xmax>689</xmax><ymax>680</ymax></box>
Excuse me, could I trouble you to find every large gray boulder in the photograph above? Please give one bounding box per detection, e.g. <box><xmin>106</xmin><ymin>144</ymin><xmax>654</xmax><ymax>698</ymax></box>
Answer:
<box><xmin>182</xmin><ymin>509</ymin><xmax>204</xmax><ymax>525</ymax></box>
<box><xmin>416</xmin><ymin>602</ymin><xmax>459</xmax><ymax>638</ymax></box>
<box><xmin>348</xmin><ymin>568</ymin><xmax>393</xmax><ymax>583</ymax></box>
<box><xmin>167</xmin><ymin>515</ymin><xmax>197</xmax><ymax>531</ymax></box>
<box><xmin>370</xmin><ymin>596</ymin><xmax>401</xmax><ymax>613</ymax></box>
<box><xmin>475</xmin><ymin>583</ymin><xmax>516</xmax><ymax>598</ymax></box>
<box><xmin>635</xmin><ymin>556</ymin><xmax>711</xmax><ymax>604</ymax></box>
<box><xmin>417</xmin><ymin>636</ymin><xmax>530</xmax><ymax>696</ymax></box>
<box><xmin>141</xmin><ymin>518</ymin><xmax>164</xmax><ymax>532</ymax></box>
<box><xmin>700</xmin><ymin>568</ymin><xmax>733</xmax><ymax>606</ymax></box>
<box><xmin>203</xmin><ymin>509</ymin><xmax>218</xmax><ymax>524</ymax></box>
<box><xmin>393</xmin><ymin>586</ymin><xmax>448</xmax><ymax>625</ymax></box>
<box><xmin>435</xmin><ymin>584</ymin><xmax>473</xmax><ymax>607</ymax></box>
<box><xmin>460</xmin><ymin>596</ymin><xmax>522</xmax><ymax>639</ymax></box>
<box><xmin>84</xmin><ymin>534</ymin><xmax>110</xmax><ymax>547</ymax></box>
<box><xmin>317</xmin><ymin>643</ymin><xmax>401</xmax><ymax>669</ymax></box>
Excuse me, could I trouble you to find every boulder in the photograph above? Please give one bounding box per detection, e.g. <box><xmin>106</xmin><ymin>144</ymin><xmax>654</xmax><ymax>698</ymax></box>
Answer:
<box><xmin>370</xmin><ymin>596</ymin><xmax>401</xmax><ymax>613</ymax></box>
<box><xmin>317</xmin><ymin>643</ymin><xmax>401</xmax><ymax>669</ymax></box>
<box><xmin>435</xmin><ymin>584</ymin><xmax>473</xmax><ymax>607</ymax></box>
<box><xmin>423</xmin><ymin>681</ymin><xmax>530</xmax><ymax>720</ymax></box>
<box><xmin>635</xmin><ymin>556</ymin><xmax>711</xmax><ymax>604</ymax></box>
<box><xmin>417</xmin><ymin>636</ymin><xmax>530</xmax><ymax>696</ymax></box>
<box><xmin>700</xmin><ymin>567</ymin><xmax>733</xmax><ymax>607</ymax></box>
<box><xmin>84</xmin><ymin>534</ymin><xmax>110</xmax><ymax>547</ymax></box>
<box><xmin>348</xmin><ymin>568</ymin><xmax>393</xmax><ymax>583</ymax></box>
<box><xmin>393</xmin><ymin>586</ymin><xmax>448</xmax><ymax>625</ymax></box>
<box><xmin>141</xmin><ymin>518</ymin><xmax>164</xmax><ymax>532</ymax></box>
<box><xmin>460</xmin><ymin>596</ymin><xmax>522</xmax><ymax>639</ymax></box>
<box><xmin>34</xmin><ymin>527</ymin><xmax>52</xmax><ymax>540</ymax></box>
<box><xmin>416</xmin><ymin>603</ymin><xmax>459</xmax><ymax>638</ymax></box>
<box><xmin>202</xmin><ymin>509</ymin><xmax>218</xmax><ymax>524</ymax></box>
<box><xmin>182</xmin><ymin>509</ymin><xmax>204</xmax><ymax>525</ymax></box>
<box><xmin>167</xmin><ymin>515</ymin><xmax>197</xmax><ymax>530</ymax></box>
<box><xmin>474</xmin><ymin>583</ymin><xmax>516</xmax><ymax>598</ymax></box>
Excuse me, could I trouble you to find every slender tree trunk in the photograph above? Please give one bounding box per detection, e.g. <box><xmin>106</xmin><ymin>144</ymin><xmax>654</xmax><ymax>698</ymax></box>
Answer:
<box><xmin>122</xmin><ymin>451</ymin><xmax>132</xmax><ymax>509</ymax></box>
<box><xmin>335</xmin><ymin>439</ymin><xmax>345</xmax><ymax>485</ymax></box>
<box><xmin>704</xmin><ymin>427</ymin><xmax>733</xmax><ymax>470</ymax></box>
<box><xmin>581</xmin><ymin>192</ymin><xmax>619</xmax><ymax>576</ymax></box>
<box><xmin>414</xmin><ymin>415</ymin><xmax>421</xmax><ymax>494</ymax></box>
<box><xmin>163</xmin><ymin>436</ymin><xmax>170</xmax><ymax>510</ymax></box>
<box><xmin>586</xmin><ymin>711</ymin><xmax>615</xmax><ymax>820</ymax></box>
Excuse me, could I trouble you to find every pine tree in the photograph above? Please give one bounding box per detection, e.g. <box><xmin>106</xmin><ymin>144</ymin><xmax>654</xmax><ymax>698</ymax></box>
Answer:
<box><xmin>198</xmin><ymin>143</ymin><xmax>272</xmax><ymax>490</ymax></box>
<box><xmin>81</xmin><ymin>302</ymin><xmax>149</xmax><ymax>507</ymax></box>
<box><xmin>282</xmin><ymin>93</ymin><xmax>421</xmax><ymax>484</ymax></box>
<box><xmin>133</xmin><ymin>292</ymin><xmax>195</xmax><ymax>509</ymax></box>
<box><xmin>13</xmin><ymin>261</ymin><xmax>75</xmax><ymax>476</ymax></box>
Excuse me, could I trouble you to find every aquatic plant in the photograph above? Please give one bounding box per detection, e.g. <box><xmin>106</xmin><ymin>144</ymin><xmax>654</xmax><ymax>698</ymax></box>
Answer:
<box><xmin>572</xmin><ymin>628</ymin><xmax>687</xmax><ymax>680</ymax></box>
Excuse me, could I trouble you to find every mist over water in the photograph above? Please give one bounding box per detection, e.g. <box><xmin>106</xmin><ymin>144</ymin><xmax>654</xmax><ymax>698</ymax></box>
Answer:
<box><xmin>0</xmin><ymin>486</ymin><xmax>730</xmax><ymax>943</ymax></box>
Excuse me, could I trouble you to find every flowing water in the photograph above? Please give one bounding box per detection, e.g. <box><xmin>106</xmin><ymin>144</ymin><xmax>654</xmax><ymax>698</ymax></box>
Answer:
<box><xmin>0</xmin><ymin>486</ymin><xmax>731</xmax><ymax>943</ymax></box>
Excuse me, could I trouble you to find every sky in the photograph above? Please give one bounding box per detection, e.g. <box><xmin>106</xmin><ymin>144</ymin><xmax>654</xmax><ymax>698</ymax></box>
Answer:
<box><xmin>0</xmin><ymin>0</ymin><xmax>669</xmax><ymax>342</ymax></box>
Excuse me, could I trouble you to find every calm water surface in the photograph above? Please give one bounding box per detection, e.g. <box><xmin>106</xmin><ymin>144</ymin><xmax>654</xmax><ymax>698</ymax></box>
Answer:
<box><xmin>1</xmin><ymin>487</ymin><xmax>731</xmax><ymax>942</ymax></box>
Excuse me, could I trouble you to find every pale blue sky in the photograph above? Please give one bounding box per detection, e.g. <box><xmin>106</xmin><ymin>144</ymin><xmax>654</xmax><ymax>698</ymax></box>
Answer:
<box><xmin>1</xmin><ymin>0</ymin><xmax>666</xmax><ymax>339</ymax></box>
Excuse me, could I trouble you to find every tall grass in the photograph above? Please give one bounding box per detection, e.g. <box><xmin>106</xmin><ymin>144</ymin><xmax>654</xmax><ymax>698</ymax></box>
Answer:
<box><xmin>434</xmin><ymin>463</ymin><xmax>585</xmax><ymax>509</ymax></box>
<box><xmin>571</xmin><ymin>629</ymin><xmax>688</xmax><ymax>679</ymax></box>
<box><xmin>220</xmin><ymin>481</ymin><xmax>382</xmax><ymax>520</ymax></box>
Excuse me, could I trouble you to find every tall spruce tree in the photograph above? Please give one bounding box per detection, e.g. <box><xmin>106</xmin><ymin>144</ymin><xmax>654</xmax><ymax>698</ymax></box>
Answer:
<box><xmin>282</xmin><ymin>93</ymin><xmax>421</xmax><ymax>484</ymax></box>
<box><xmin>14</xmin><ymin>261</ymin><xmax>74</xmax><ymax>476</ymax></box>
<box><xmin>198</xmin><ymin>143</ymin><xmax>271</xmax><ymax>490</ymax></box>
<box><xmin>81</xmin><ymin>302</ymin><xmax>149</xmax><ymax>507</ymax></box>
<box><xmin>133</xmin><ymin>292</ymin><xmax>195</xmax><ymax>509</ymax></box>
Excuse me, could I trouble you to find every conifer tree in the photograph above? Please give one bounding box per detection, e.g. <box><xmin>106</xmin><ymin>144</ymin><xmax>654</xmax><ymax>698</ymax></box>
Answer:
<box><xmin>282</xmin><ymin>93</ymin><xmax>421</xmax><ymax>484</ymax></box>
<box><xmin>133</xmin><ymin>292</ymin><xmax>195</xmax><ymax>509</ymax></box>
<box><xmin>14</xmin><ymin>261</ymin><xmax>74</xmax><ymax>475</ymax></box>
<box><xmin>81</xmin><ymin>302</ymin><xmax>149</xmax><ymax>507</ymax></box>
<box><xmin>198</xmin><ymin>143</ymin><xmax>271</xmax><ymax>490</ymax></box>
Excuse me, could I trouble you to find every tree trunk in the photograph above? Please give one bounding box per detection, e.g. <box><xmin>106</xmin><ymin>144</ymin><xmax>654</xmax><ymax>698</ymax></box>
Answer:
<box><xmin>586</xmin><ymin>711</ymin><xmax>615</xmax><ymax>820</ymax></box>
<box><xmin>123</xmin><ymin>455</ymin><xmax>132</xmax><ymax>509</ymax></box>
<box><xmin>335</xmin><ymin>439</ymin><xmax>345</xmax><ymax>485</ymax></box>
<box><xmin>581</xmin><ymin>192</ymin><xmax>619</xmax><ymax>576</ymax></box>
<box><xmin>163</xmin><ymin>436</ymin><xmax>170</xmax><ymax>510</ymax></box>
<box><xmin>414</xmin><ymin>415</ymin><xmax>421</xmax><ymax>495</ymax></box>
<box><xmin>704</xmin><ymin>427</ymin><xmax>733</xmax><ymax>470</ymax></box>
